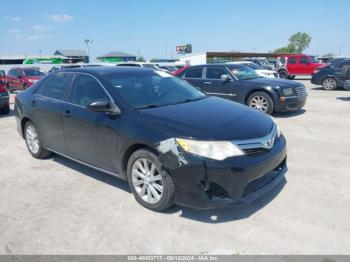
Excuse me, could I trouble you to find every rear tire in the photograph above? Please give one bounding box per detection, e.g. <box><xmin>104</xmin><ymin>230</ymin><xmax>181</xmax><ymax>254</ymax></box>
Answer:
<box><xmin>127</xmin><ymin>149</ymin><xmax>175</xmax><ymax>211</ymax></box>
<box><xmin>24</xmin><ymin>121</ymin><xmax>52</xmax><ymax>159</ymax></box>
<box><xmin>247</xmin><ymin>91</ymin><xmax>274</xmax><ymax>115</ymax></box>
<box><xmin>322</xmin><ymin>77</ymin><xmax>337</xmax><ymax>90</ymax></box>
<box><xmin>278</xmin><ymin>70</ymin><xmax>288</xmax><ymax>79</ymax></box>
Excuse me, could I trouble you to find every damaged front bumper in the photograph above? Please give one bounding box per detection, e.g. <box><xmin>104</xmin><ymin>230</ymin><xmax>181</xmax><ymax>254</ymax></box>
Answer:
<box><xmin>157</xmin><ymin>135</ymin><xmax>287</xmax><ymax>209</ymax></box>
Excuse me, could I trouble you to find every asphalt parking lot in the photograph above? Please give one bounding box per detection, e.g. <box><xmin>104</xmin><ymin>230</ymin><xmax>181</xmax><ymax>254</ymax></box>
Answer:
<box><xmin>0</xmin><ymin>79</ymin><xmax>349</xmax><ymax>255</ymax></box>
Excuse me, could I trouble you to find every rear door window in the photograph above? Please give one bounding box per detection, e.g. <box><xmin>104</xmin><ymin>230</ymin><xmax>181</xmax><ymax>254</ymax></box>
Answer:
<box><xmin>184</xmin><ymin>67</ymin><xmax>203</xmax><ymax>79</ymax></box>
<box><xmin>288</xmin><ymin>57</ymin><xmax>297</xmax><ymax>64</ymax></box>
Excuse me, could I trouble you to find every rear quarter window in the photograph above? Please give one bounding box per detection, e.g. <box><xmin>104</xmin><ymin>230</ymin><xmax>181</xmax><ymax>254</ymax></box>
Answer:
<box><xmin>37</xmin><ymin>72</ymin><xmax>73</xmax><ymax>101</ymax></box>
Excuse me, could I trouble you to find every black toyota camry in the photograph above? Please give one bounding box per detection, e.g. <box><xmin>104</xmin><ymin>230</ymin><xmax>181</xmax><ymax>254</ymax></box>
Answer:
<box><xmin>15</xmin><ymin>67</ymin><xmax>287</xmax><ymax>211</ymax></box>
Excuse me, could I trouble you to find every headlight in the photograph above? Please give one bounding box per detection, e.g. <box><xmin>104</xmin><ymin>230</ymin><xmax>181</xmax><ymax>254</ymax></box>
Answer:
<box><xmin>28</xmin><ymin>79</ymin><xmax>33</xmax><ymax>83</ymax></box>
<box><xmin>176</xmin><ymin>138</ymin><xmax>244</xmax><ymax>161</ymax></box>
<box><xmin>270</xmin><ymin>116</ymin><xmax>281</xmax><ymax>137</ymax></box>
<box><xmin>282</xmin><ymin>88</ymin><xmax>294</xmax><ymax>96</ymax></box>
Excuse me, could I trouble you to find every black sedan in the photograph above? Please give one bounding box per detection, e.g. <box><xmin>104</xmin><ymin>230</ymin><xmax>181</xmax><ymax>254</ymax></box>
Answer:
<box><xmin>311</xmin><ymin>59</ymin><xmax>350</xmax><ymax>90</ymax></box>
<box><xmin>15</xmin><ymin>67</ymin><xmax>287</xmax><ymax>211</ymax></box>
<box><xmin>176</xmin><ymin>64</ymin><xmax>307</xmax><ymax>115</ymax></box>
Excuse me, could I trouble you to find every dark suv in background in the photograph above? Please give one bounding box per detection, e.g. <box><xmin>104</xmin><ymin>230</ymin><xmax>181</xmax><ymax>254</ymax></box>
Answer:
<box><xmin>311</xmin><ymin>59</ymin><xmax>350</xmax><ymax>90</ymax></box>
<box><xmin>176</xmin><ymin>64</ymin><xmax>307</xmax><ymax>115</ymax></box>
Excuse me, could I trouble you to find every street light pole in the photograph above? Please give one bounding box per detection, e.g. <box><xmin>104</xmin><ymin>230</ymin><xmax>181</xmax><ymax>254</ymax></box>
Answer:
<box><xmin>338</xmin><ymin>46</ymin><xmax>343</xmax><ymax>57</ymax></box>
<box><xmin>84</xmin><ymin>39</ymin><xmax>93</xmax><ymax>63</ymax></box>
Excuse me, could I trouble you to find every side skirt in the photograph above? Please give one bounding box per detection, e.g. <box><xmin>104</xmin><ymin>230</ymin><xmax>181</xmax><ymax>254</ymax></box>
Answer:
<box><xmin>47</xmin><ymin>148</ymin><xmax>123</xmax><ymax>179</ymax></box>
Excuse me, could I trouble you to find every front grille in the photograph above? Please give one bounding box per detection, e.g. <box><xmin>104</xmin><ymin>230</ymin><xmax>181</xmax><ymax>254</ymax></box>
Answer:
<box><xmin>296</xmin><ymin>86</ymin><xmax>307</xmax><ymax>101</ymax></box>
<box><xmin>235</xmin><ymin>124</ymin><xmax>278</xmax><ymax>155</ymax></box>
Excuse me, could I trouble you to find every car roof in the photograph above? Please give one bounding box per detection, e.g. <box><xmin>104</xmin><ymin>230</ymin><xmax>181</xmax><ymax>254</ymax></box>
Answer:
<box><xmin>59</xmin><ymin>66</ymin><xmax>155</xmax><ymax>76</ymax></box>
<box><xmin>189</xmin><ymin>63</ymin><xmax>247</xmax><ymax>69</ymax></box>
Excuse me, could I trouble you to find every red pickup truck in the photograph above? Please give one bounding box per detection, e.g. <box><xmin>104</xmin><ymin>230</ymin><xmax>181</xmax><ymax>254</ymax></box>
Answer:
<box><xmin>277</xmin><ymin>54</ymin><xmax>325</xmax><ymax>79</ymax></box>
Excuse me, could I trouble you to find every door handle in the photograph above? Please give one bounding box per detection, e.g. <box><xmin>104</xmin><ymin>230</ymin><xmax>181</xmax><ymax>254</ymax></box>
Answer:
<box><xmin>31</xmin><ymin>101</ymin><xmax>36</xmax><ymax>107</ymax></box>
<box><xmin>204</xmin><ymin>81</ymin><xmax>212</xmax><ymax>85</ymax></box>
<box><xmin>64</xmin><ymin>110</ymin><xmax>72</xmax><ymax>118</ymax></box>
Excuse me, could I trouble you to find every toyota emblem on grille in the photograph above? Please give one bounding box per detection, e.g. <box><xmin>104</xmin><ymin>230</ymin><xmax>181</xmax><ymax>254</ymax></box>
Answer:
<box><xmin>263</xmin><ymin>135</ymin><xmax>274</xmax><ymax>149</ymax></box>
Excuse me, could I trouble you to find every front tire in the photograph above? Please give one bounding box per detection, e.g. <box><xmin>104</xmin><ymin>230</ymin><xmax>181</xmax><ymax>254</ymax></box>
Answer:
<box><xmin>24</xmin><ymin>121</ymin><xmax>52</xmax><ymax>159</ymax></box>
<box><xmin>322</xmin><ymin>77</ymin><xmax>337</xmax><ymax>90</ymax></box>
<box><xmin>247</xmin><ymin>91</ymin><xmax>274</xmax><ymax>115</ymax></box>
<box><xmin>127</xmin><ymin>149</ymin><xmax>175</xmax><ymax>211</ymax></box>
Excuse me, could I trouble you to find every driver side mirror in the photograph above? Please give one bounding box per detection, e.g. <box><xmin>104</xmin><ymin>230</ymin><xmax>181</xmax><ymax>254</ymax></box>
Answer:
<box><xmin>221</xmin><ymin>74</ymin><xmax>231</xmax><ymax>81</ymax></box>
<box><xmin>87</xmin><ymin>99</ymin><xmax>121</xmax><ymax>116</ymax></box>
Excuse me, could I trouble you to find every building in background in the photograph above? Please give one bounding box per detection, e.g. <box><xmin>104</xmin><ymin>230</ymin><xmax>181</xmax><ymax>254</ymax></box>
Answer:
<box><xmin>178</xmin><ymin>51</ymin><xmax>281</xmax><ymax>66</ymax></box>
<box><xmin>97</xmin><ymin>51</ymin><xmax>136</xmax><ymax>63</ymax></box>
<box><xmin>54</xmin><ymin>49</ymin><xmax>89</xmax><ymax>63</ymax></box>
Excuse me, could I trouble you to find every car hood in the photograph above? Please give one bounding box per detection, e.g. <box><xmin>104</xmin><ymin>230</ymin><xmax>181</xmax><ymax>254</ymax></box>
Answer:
<box><xmin>246</xmin><ymin>77</ymin><xmax>302</xmax><ymax>88</ymax></box>
<box><xmin>138</xmin><ymin>97</ymin><xmax>273</xmax><ymax>141</ymax></box>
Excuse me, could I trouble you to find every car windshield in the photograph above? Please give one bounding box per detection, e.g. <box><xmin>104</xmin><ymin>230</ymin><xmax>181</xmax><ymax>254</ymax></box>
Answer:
<box><xmin>309</xmin><ymin>56</ymin><xmax>319</xmax><ymax>63</ymax></box>
<box><xmin>243</xmin><ymin>63</ymin><xmax>261</xmax><ymax>70</ymax></box>
<box><xmin>24</xmin><ymin>69</ymin><xmax>45</xmax><ymax>77</ymax></box>
<box><xmin>229</xmin><ymin>65</ymin><xmax>260</xmax><ymax>80</ymax></box>
<box><xmin>106</xmin><ymin>71</ymin><xmax>207</xmax><ymax>109</ymax></box>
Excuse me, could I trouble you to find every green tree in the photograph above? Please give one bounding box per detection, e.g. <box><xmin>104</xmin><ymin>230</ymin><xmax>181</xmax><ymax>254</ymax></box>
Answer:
<box><xmin>289</xmin><ymin>32</ymin><xmax>312</xmax><ymax>53</ymax></box>
<box><xmin>274</xmin><ymin>32</ymin><xmax>312</xmax><ymax>54</ymax></box>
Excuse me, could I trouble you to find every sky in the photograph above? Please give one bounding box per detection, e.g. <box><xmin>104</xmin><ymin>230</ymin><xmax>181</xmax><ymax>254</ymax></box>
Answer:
<box><xmin>0</xmin><ymin>0</ymin><xmax>349</xmax><ymax>61</ymax></box>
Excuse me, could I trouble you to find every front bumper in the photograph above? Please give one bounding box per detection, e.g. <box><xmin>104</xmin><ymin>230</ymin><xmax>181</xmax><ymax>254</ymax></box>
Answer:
<box><xmin>311</xmin><ymin>75</ymin><xmax>322</xmax><ymax>85</ymax></box>
<box><xmin>159</xmin><ymin>135</ymin><xmax>287</xmax><ymax>209</ymax></box>
<box><xmin>275</xmin><ymin>95</ymin><xmax>307</xmax><ymax>112</ymax></box>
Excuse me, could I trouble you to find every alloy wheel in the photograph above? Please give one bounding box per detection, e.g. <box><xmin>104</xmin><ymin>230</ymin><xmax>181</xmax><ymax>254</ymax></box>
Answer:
<box><xmin>25</xmin><ymin>124</ymin><xmax>40</xmax><ymax>154</ymax></box>
<box><xmin>250</xmin><ymin>96</ymin><xmax>268</xmax><ymax>112</ymax></box>
<box><xmin>131</xmin><ymin>158</ymin><xmax>163</xmax><ymax>204</ymax></box>
<box><xmin>322</xmin><ymin>78</ymin><xmax>337</xmax><ymax>90</ymax></box>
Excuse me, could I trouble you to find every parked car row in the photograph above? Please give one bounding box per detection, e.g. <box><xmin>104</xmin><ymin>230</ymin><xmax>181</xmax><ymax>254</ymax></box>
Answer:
<box><xmin>5</xmin><ymin>67</ymin><xmax>46</xmax><ymax>93</ymax></box>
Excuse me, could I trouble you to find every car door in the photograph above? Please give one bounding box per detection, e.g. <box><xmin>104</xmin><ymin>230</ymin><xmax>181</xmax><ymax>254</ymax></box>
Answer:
<box><xmin>339</xmin><ymin>61</ymin><xmax>350</xmax><ymax>86</ymax></box>
<box><xmin>287</xmin><ymin>56</ymin><xmax>298</xmax><ymax>74</ymax></box>
<box><xmin>31</xmin><ymin>72</ymin><xmax>73</xmax><ymax>153</ymax></box>
<box><xmin>181</xmin><ymin>67</ymin><xmax>205</xmax><ymax>90</ymax></box>
<box><xmin>63</xmin><ymin>73</ymin><xmax>118</xmax><ymax>172</ymax></box>
<box><xmin>299</xmin><ymin>56</ymin><xmax>313</xmax><ymax>75</ymax></box>
<box><xmin>202</xmin><ymin>66</ymin><xmax>239</xmax><ymax>101</ymax></box>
